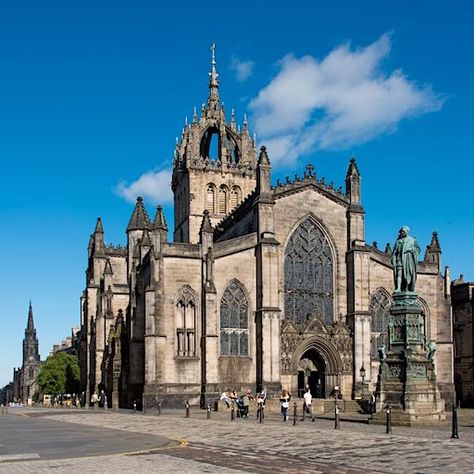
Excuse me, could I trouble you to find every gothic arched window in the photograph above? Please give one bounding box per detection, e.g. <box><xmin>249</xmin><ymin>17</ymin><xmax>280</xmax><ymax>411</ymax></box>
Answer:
<box><xmin>220</xmin><ymin>280</ymin><xmax>249</xmax><ymax>356</ymax></box>
<box><xmin>206</xmin><ymin>184</ymin><xmax>216</xmax><ymax>214</ymax></box>
<box><xmin>230</xmin><ymin>186</ymin><xmax>241</xmax><ymax>211</ymax></box>
<box><xmin>175</xmin><ymin>286</ymin><xmax>197</xmax><ymax>357</ymax></box>
<box><xmin>218</xmin><ymin>185</ymin><xmax>228</xmax><ymax>215</ymax></box>
<box><xmin>284</xmin><ymin>218</ymin><xmax>334</xmax><ymax>326</ymax></box>
<box><xmin>370</xmin><ymin>288</ymin><xmax>391</xmax><ymax>357</ymax></box>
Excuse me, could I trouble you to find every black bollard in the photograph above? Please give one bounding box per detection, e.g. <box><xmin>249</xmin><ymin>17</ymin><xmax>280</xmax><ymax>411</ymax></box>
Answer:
<box><xmin>258</xmin><ymin>403</ymin><xmax>264</xmax><ymax>423</ymax></box>
<box><xmin>157</xmin><ymin>401</ymin><xmax>162</xmax><ymax>416</ymax></box>
<box><xmin>185</xmin><ymin>400</ymin><xmax>190</xmax><ymax>418</ymax></box>
<box><xmin>451</xmin><ymin>404</ymin><xmax>459</xmax><ymax>439</ymax></box>
<box><xmin>207</xmin><ymin>402</ymin><xmax>211</xmax><ymax>419</ymax></box>
<box><xmin>231</xmin><ymin>402</ymin><xmax>235</xmax><ymax>421</ymax></box>
<box><xmin>133</xmin><ymin>400</ymin><xmax>137</xmax><ymax>413</ymax></box>
<box><xmin>293</xmin><ymin>402</ymin><xmax>297</xmax><ymax>426</ymax></box>
<box><xmin>334</xmin><ymin>402</ymin><xmax>340</xmax><ymax>429</ymax></box>
<box><xmin>386</xmin><ymin>403</ymin><xmax>392</xmax><ymax>434</ymax></box>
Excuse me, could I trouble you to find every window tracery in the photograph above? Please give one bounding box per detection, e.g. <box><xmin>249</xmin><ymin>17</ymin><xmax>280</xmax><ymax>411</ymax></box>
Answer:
<box><xmin>370</xmin><ymin>289</ymin><xmax>391</xmax><ymax>357</ymax></box>
<box><xmin>175</xmin><ymin>286</ymin><xmax>197</xmax><ymax>357</ymax></box>
<box><xmin>284</xmin><ymin>218</ymin><xmax>334</xmax><ymax>326</ymax></box>
<box><xmin>220</xmin><ymin>280</ymin><xmax>249</xmax><ymax>356</ymax></box>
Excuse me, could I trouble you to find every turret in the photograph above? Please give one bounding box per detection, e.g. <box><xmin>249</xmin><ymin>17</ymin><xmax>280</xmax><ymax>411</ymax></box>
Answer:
<box><xmin>92</xmin><ymin>217</ymin><xmax>105</xmax><ymax>256</ymax></box>
<box><xmin>127</xmin><ymin>197</ymin><xmax>151</xmax><ymax>272</ymax></box>
<box><xmin>151</xmin><ymin>205</ymin><xmax>168</xmax><ymax>253</ymax></box>
<box><xmin>345</xmin><ymin>156</ymin><xmax>365</xmax><ymax>246</ymax></box>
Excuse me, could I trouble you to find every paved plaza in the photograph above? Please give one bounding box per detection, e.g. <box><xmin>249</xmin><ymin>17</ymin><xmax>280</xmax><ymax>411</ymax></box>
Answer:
<box><xmin>0</xmin><ymin>407</ymin><xmax>473</xmax><ymax>473</ymax></box>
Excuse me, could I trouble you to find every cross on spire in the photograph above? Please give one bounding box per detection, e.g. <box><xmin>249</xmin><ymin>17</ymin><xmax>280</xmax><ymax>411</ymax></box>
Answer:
<box><xmin>208</xmin><ymin>42</ymin><xmax>220</xmax><ymax>109</ymax></box>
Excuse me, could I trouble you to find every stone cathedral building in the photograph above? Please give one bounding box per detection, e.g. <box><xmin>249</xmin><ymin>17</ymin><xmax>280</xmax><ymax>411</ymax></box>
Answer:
<box><xmin>80</xmin><ymin>51</ymin><xmax>454</xmax><ymax>410</ymax></box>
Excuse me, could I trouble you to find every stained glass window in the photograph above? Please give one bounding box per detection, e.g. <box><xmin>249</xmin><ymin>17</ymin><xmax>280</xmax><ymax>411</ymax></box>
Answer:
<box><xmin>284</xmin><ymin>218</ymin><xmax>334</xmax><ymax>325</ymax></box>
<box><xmin>370</xmin><ymin>289</ymin><xmax>391</xmax><ymax>357</ymax></box>
<box><xmin>220</xmin><ymin>280</ymin><xmax>249</xmax><ymax>356</ymax></box>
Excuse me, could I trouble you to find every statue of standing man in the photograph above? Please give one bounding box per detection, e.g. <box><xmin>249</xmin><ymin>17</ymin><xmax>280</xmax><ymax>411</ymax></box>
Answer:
<box><xmin>391</xmin><ymin>226</ymin><xmax>420</xmax><ymax>293</ymax></box>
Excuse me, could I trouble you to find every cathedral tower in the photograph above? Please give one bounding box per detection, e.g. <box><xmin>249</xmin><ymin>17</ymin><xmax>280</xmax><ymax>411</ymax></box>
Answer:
<box><xmin>22</xmin><ymin>302</ymin><xmax>41</xmax><ymax>400</ymax></box>
<box><xmin>172</xmin><ymin>45</ymin><xmax>258</xmax><ymax>243</ymax></box>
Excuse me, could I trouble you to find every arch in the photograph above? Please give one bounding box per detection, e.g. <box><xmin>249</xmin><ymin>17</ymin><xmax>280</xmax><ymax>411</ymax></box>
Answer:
<box><xmin>218</xmin><ymin>185</ymin><xmax>228</xmax><ymax>215</ymax></box>
<box><xmin>200</xmin><ymin>126</ymin><xmax>221</xmax><ymax>160</ymax></box>
<box><xmin>417</xmin><ymin>296</ymin><xmax>430</xmax><ymax>340</ymax></box>
<box><xmin>220</xmin><ymin>279</ymin><xmax>249</xmax><ymax>356</ymax></box>
<box><xmin>292</xmin><ymin>335</ymin><xmax>344</xmax><ymax>376</ymax></box>
<box><xmin>175</xmin><ymin>285</ymin><xmax>198</xmax><ymax>357</ymax></box>
<box><xmin>206</xmin><ymin>183</ymin><xmax>216</xmax><ymax>214</ymax></box>
<box><xmin>284</xmin><ymin>216</ymin><xmax>335</xmax><ymax>326</ymax></box>
<box><xmin>369</xmin><ymin>287</ymin><xmax>392</xmax><ymax>357</ymax></box>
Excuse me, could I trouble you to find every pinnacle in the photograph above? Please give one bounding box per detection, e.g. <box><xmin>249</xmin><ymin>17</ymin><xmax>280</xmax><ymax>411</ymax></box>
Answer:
<box><xmin>141</xmin><ymin>229</ymin><xmax>152</xmax><ymax>247</ymax></box>
<box><xmin>94</xmin><ymin>217</ymin><xmax>104</xmax><ymax>234</ymax></box>
<box><xmin>127</xmin><ymin>196</ymin><xmax>151</xmax><ymax>232</ymax></box>
<box><xmin>258</xmin><ymin>146</ymin><xmax>270</xmax><ymax>166</ymax></box>
<box><xmin>346</xmin><ymin>156</ymin><xmax>360</xmax><ymax>178</ymax></box>
<box><xmin>104</xmin><ymin>259</ymin><xmax>113</xmax><ymax>275</ymax></box>
<box><xmin>200</xmin><ymin>210</ymin><xmax>214</xmax><ymax>234</ymax></box>
<box><xmin>152</xmin><ymin>205</ymin><xmax>168</xmax><ymax>231</ymax></box>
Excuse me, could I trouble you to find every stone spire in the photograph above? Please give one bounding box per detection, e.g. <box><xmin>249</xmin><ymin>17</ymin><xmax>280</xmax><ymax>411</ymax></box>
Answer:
<box><xmin>26</xmin><ymin>301</ymin><xmax>35</xmax><ymax>334</ymax></box>
<box><xmin>256</xmin><ymin>146</ymin><xmax>272</xmax><ymax>194</ymax></box>
<box><xmin>127</xmin><ymin>197</ymin><xmax>151</xmax><ymax>232</ymax></box>
<box><xmin>92</xmin><ymin>217</ymin><xmax>105</xmax><ymax>255</ymax></box>
<box><xmin>152</xmin><ymin>206</ymin><xmax>168</xmax><ymax>231</ymax></box>
<box><xmin>208</xmin><ymin>43</ymin><xmax>220</xmax><ymax>110</ymax></box>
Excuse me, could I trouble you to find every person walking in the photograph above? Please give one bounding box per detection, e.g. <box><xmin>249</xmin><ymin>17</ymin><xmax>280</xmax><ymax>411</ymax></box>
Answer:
<box><xmin>301</xmin><ymin>388</ymin><xmax>315</xmax><ymax>422</ymax></box>
<box><xmin>280</xmin><ymin>389</ymin><xmax>291</xmax><ymax>422</ymax></box>
<box><xmin>256</xmin><ymin>388</ymin><xmax>266</xmax><ymax>420</ymax></box>
<box><xmin>241</xmin><ymin>389</ymin><xmax>252</xmax><ymax>419</ymax></box>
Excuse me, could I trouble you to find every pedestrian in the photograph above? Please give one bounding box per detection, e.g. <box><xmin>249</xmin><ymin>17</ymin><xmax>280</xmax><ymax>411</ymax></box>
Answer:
<box><xmin>256</xmin><ymin>388</ymin><xmax>266</xmax><ymax>420</ymax></box>
<box><xmin>90</xmin><ymin>392</ymin><xmax>98</xmax><ymax>408</ymax></box>
<box><xmin>280</xmin><ymin>389</ymin><xmax>291</xmax><ymax>421</ymax></box>
<box><xmin>302</xmin><ymin>388</ymin><xmax>315</xmax><ymax>422</ymax></box>
<box><xmin>241</xmin><ymin>389</ymin><xmax>252</xmax><ymax>419</ymax></box>
<box><xmin>220</xmin><ymin>390</ymin><xmax>231</xmax><ymax>408</ymax></box>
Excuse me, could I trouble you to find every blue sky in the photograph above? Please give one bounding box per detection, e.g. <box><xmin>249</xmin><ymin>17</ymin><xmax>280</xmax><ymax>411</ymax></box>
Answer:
<box><xmin>1</xmin><ymin>1</ymin><xmax>473</xmax><ymax>387</ymax></box>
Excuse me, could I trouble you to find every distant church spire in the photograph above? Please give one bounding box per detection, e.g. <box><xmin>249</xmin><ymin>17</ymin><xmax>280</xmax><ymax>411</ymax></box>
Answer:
<box><xmin>27</xmin><ymin>301</ymin><xmax>35</xmax><ymax>333</ymax></box>
<box><xmin>208</xmin><ymin>43</ymin><xmax>220</xmax><ymax>110</ymax></box>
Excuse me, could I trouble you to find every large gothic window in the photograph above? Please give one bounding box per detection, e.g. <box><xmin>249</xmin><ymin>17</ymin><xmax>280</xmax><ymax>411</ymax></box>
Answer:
<box><xmin>220</xmin><ymin>280</ymin><xmax>249</xmax><ymax>356</ymax></box>
<box><xmin>175</xmin><ymin>286</ymin><xmax>197</xmax><ymax>357</ymax></box>
<box><xmin>370</xmin><ymin>289</ymin><xmax>391</xmax><ymax>357</ymax></box>
<box><xmin>284</xmin><ymin>218</ymin><xmax>334</xmax><ymax>326</ymax></box>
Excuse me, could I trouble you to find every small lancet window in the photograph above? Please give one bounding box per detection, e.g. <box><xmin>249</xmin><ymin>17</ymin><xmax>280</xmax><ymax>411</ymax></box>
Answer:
<box><xmin>230</xmin><ymin>186</ymin><xmax>241</xmax><ymax>211</ymax></box>
<box><xmin>206</xmin><ymin>184</ymin><xmax>216</xmax><ymax>214</ymax></box>
<box><xmin>218</xmin><ymin>185</ymin><xmax>228</xmax><ymax>215</ymax></box>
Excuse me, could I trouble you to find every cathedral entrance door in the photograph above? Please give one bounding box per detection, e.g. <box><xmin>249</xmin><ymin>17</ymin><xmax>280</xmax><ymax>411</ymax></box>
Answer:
<box><xmin>298</xmin><ymin>349</ymin><xmax>326</xmax><ymax>399</ymax></box>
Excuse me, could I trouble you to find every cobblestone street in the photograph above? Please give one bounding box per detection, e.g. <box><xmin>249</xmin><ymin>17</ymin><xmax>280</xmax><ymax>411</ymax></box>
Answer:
<box><xmin>1</xmin><ymin>407</ymin><xmax>473</xmax><ymax>473</ymax></box>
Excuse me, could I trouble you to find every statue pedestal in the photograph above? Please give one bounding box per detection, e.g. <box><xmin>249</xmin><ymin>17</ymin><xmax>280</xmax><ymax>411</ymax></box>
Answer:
<box><xmin>371</xmin><ymin>292</ymin><xmax>445</xmax><ymax>426</ymax></box>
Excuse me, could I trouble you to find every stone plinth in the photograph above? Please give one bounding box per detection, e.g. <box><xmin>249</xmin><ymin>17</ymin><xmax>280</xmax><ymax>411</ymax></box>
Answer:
<box><xmin>371</xmin><ymin>292</ymin><xmax>445</xmax><ymax>425</ymax></box>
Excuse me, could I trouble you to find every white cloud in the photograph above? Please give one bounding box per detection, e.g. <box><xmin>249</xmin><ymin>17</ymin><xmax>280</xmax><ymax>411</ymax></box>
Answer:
<box><xmin>250</xmin><ymin>33</ymin><xmax>444</xmax><ymax>165</ymax></box>
<box><xmin>230</xmin><ymin>57</ymin><xmax>255</xmax><ymax>82</ymax></box>
<box><xmin>116</xmin><ymin>168</ymin><xmax>173</xmax><ymax>205</ymax></box>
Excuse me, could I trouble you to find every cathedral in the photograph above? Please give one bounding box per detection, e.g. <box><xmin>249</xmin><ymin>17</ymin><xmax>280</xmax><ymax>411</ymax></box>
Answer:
<box><xmin>80</xmin><ymin>50</ymin><xmax>454</xmax><ymax>410</ymax></box>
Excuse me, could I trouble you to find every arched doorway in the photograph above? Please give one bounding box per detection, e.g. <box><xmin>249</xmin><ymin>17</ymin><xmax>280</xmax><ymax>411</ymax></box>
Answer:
<box><xmin>298</xmin><ymin>349</ymin><xmax>325</xmax><ymax>398</ymax></box>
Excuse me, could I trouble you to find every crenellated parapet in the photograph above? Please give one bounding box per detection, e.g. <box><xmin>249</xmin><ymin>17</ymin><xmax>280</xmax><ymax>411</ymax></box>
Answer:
<box><xmin>272</xmin><ymin>163</ymin><xmax>349</xmax><ymax>207</ymax></box>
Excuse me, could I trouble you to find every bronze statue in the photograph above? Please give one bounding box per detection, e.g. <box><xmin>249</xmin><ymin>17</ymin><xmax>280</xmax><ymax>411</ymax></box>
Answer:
<box><xmin>391</xmin><ymin>226</ymin><xmax>420</xmax><ymax>292</ymax></box>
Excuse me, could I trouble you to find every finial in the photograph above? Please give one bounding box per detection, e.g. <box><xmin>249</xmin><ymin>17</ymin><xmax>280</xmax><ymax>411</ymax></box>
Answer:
<box><xmin>193</xmin><ymin>106</ymin><xmax>197</xmax><ymax>123</ymax></box>
<box><xmin>243</xmin><ymin>113</ymin><xmax>248</xmax><ymax>125</ymax></box>
<box><xmin>211</xmin><ymin>42</ymin><xmax>216</xmax><ymax>66</ymax></box>
<box><xmin>185</xmin><ymin>116</ymin><xmax>188</xmax><ymax>126</ymax></box>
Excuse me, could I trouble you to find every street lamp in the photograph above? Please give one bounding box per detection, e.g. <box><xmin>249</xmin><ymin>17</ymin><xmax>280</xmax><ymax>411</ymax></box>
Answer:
<box><xmin>359</xmin><ymin>365</ymin><xmax>366</xmax><ymax>400</ymax></box>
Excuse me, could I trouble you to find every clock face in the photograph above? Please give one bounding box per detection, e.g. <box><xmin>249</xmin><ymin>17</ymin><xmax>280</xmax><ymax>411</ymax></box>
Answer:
<box><xmin>29</xmin><ymin>356</ymin><xmax>33</xmax><ymax>361</ymax></box>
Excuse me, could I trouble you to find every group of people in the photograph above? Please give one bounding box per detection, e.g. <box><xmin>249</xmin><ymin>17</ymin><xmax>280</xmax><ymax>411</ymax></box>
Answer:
<box><xmin>219</xmin><ymin>387</ymin><xmax>315</xmax><ymax>422</ymax></box>
<box><xmin>220</xmin><ymin>388</ymin><xmax>267</xmax><ymax>419</ymax></box>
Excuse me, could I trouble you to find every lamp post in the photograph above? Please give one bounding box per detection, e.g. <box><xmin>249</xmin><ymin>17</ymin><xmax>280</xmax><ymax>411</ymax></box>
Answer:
<box><xmin>359</xmin><ymin>365</ymin><xmax>366</xmax><ymax>400</ymax></box>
